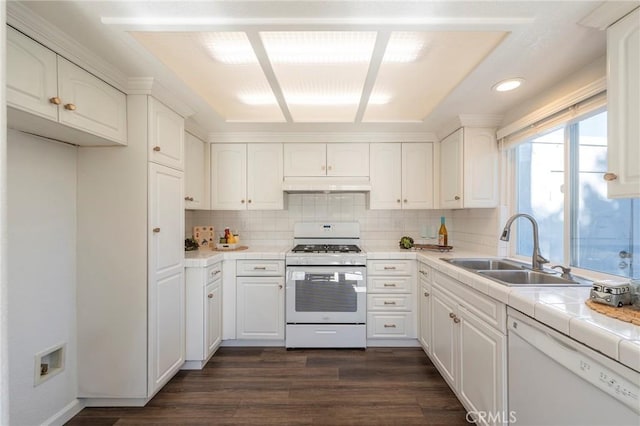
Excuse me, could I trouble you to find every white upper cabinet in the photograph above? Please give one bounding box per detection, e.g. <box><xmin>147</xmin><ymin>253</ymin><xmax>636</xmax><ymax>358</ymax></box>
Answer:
<box><xmin>7</xmin><ymin>26</ymin><xmax>127</xmax><ymax>146</ymax></box>
<box><xmin>210</xmin><ymin>143</ymin><xmax>283</xmax><ymax>210</ymax></box>
<box><xmin>148</xmin><ymin>98</ymin><xmax>185</xmax><ymax>170</ymax></box>
<box><xmin>184</xmin><ymin>133</ymin><xmax>209</xmax><ymax>210</ymax></box>
<box><xmin>370</xmin><ymin>143</ymin><xmax>434</xmax><ymax>210</ymax></box>
<box><xmin>440</xmin><ymin>128</ymin><xmax>498</xmax><ymax>209</ymax></box>
<box><xmin>606</xmin><ymin>8</ymin><xmax>640</xmax><ymax>198</ymax></box>
<box><xmin>247</xmin><ymin>143</ymin><xmax>284</xmax><ymax>210</ymax></box>
<box><xmin>284</xmin><ymin>143</ymin><xmax>369</xmax><ymax>177</ymax></box>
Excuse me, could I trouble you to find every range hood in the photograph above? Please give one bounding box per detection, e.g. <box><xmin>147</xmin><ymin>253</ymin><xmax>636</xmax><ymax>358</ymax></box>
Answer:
<box><xmin>282</xmin><ymin>177</ymin><xmax>371</xmax><ymax>193</ymax></box>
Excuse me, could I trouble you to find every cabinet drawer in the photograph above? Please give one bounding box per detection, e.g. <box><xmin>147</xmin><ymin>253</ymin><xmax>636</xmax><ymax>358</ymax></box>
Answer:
<box><xmin>367</xmin><ymin>260</ymin><xmax>413</xmax><ymax>275</ymax></box>
<box><xmin>368</xmin><ymin>276</ymin><xmax>412</xmax><ymax>293</ymax></box>
<box><xmin>206</xmin><ymin>263</ymin><xmax>223</xmax><ymax>283</ymax></box>
<box><xmin>367</xmin><ymin>294</ymin><xmax>411</xmax><ymax>311</ymax></box>
<box><xmin>367</xmin><ymin>312</ymin><xmax>412</xmax><ymax>338</ymax></box>
<box><xmin>236</xmin><ymin>260</ymin><xmax>284</xmax><ymax>276</ymax></box>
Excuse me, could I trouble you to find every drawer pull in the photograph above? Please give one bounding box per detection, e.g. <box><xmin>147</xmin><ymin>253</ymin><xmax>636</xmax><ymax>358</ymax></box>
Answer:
<box><xmin>210</xmin><ymin>269</ymin><xmax>221</xmax><ymax>276</ymax></box>
<box><xmin>424</xmin><ymin>291</ymin><xmax>430</xmax><ymax>297</ymax></box>
<box><xmin>49</xmin><ymin>97</ymin><xmax>61</xmax><ymax>105</ymax></box>
<box><xmin>152</xmin><ymin>227</ymin><xmax>160</xmax><ymax>233</ymax></box>
<box><xmin>449</xmin><ymin>312</ymin><xmax>456</xmax><ymax>318</ymax></box>
<box><xmin>207</xmin><ymin>293</ymin><xmax>213</xmax><ymax>299</ymax></box>
<box><xmin>153</xmin><ymin>146</ymin><xmax>161</xmax><ymax>152</ymax></box>
<box><xmin>383</xmin><ymin>301</ymin><xmax>396</xmax><ymax>305</ymax></box>
<box><xmin>603</xmin><ymin>172</ymin><xmax>618</xmax><ymax>181</ymax></box>
<box><xmin>185</xmin><ymin>196</ymin><xmax>195</xmax><ymax>201</ymax></box>
<box><xmin>453</xmin><ymin>317</ymin><xmax>461</xmax><ymax>324</ymax></box>
<box><xmin>279</xmin><ymin>285</ymin><xmax>283</xmax><ymax>289</ymax></box>
<box><xmin>64</xmin><ymin>103</ymin><xmax>76</xmax><ymax>111</ymax></box>
<box><xmin>383</xmin><ymin>283</ymin><xmax>397</xmax><ymax>287</ymax></box>
<box><xmin>384</xmin><ymin>324</ymin><xmax>397</xmax><ymax>328</ymax></box>
<box><xmin>253</xmin><ymin>266</ymin><xmax>267</xmax><ymax>270</ymax></box>
<box><xmin>383</xmin><ymin>266</ymin><xmax>397</xmax><ymax>270</ymax></box>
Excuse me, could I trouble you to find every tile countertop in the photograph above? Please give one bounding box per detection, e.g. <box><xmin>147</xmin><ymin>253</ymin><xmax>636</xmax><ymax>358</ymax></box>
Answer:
<box><xmin>365</xmin><ymin>244</ymin><xmax>640</xmax><ymax>373</ymax></box>
<box><xmin>184</xmin><ymin>245</ymin><xmax>289</xmax><ymax>267</ymax></box>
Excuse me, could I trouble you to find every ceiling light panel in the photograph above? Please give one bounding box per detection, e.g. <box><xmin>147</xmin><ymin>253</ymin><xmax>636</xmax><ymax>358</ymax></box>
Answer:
<box><xmin>363</xmin><ymin>31</ymin><xmax>507</xmax><ymax>122</ymax></box>
<box><xmin>130</xmin><ymin>31</ymin><xmax>285</xmax><ymax>122</ymax></box>
<box><xmin>261</xmin><ymin>31</ymin><xmax>376</xmax><ymax>122</ymax></box>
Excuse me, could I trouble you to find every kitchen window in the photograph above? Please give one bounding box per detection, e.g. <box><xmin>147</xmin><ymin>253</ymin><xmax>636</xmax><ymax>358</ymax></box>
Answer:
<box><xmin>512</xmin><ymin>107</ymin><xmax>639</xmax><ymax>279</ymax></box>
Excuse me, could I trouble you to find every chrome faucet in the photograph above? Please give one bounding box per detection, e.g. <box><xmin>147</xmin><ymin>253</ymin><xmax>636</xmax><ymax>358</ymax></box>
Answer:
<box><xmin>500</xmin><ymin>213</ymin><xmax>549</xmax><ymax>271</ymax></box>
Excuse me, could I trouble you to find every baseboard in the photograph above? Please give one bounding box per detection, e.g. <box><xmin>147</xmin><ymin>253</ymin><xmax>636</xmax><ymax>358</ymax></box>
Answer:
<box><xmin>366</xmin><ymin>338</ymin><xmax>421</xmax><ymax>347</ymax></box>
<box><xmin>42</xmin><ymin>399</ymin><xmax>84</xmax><ymax>426</ymax></box>
<box><xmin>80</xmin><ymin>397</ymin><xmax>150</xmax><ymax>407</ymax></box>
<box><xmin>221</xmin><ymin>339</ymin><xmax>285</xmax><ymax>347</ymax></box>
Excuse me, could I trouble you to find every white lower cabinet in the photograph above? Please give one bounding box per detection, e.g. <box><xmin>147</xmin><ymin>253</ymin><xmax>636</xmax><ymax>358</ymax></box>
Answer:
<box><xmin>184</xmin><ymin>262</ymin><xmax>222</xmax><ymax>369</ymax></box>
<box><xmin>236</xmin><ymin>260</ymin><xmax>285</xmax><ymax>341</ymax></box>
<box><xmin>429</xmin><ymin>271</ymin><xmax>507</xmax><ymax>426</ymax></box>
<box><xmin>366</xmin><ymin>260</ymin><xmax>416</xmax><ymax>342</ymax></box>
<box><xmin>418</xmin><ymin>262</ymin><xmax>432</xmax><ymax>354</ymax></box>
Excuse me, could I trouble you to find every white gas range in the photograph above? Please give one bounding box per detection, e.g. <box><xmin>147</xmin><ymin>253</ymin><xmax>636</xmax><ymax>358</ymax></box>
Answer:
<box><xmin>285</xmin><ymin>222</ymin><xmax>367</xmax><ymax>348</ymax></box>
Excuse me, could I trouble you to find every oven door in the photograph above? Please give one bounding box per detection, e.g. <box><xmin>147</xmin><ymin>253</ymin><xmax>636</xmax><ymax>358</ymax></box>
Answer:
<box><xmin>286</xmin><ymin>266</ymin><xmax>366</xmax><ymax>324</ymax></box>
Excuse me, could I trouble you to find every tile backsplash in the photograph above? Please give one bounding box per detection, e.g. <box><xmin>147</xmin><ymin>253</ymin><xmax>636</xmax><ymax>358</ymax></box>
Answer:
<box><xmin>186</xmin><ymin>193</ymin><xmax>501</xmax><ymax>254</ymax></box>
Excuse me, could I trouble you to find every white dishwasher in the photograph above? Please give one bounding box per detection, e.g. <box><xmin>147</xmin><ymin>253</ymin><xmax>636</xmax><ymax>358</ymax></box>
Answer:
<box><xmin>508</xmin><ymin>308</ymin><xmax>639</xmax><ymax>426</ymax></box>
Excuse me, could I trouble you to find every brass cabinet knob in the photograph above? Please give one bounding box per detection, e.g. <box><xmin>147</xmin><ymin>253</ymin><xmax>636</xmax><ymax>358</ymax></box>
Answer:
<box><xmin>279</xmin><ymin>285</ymin><xmax>283</xmax><ymax>289</ymax></box>
<box><xmin>152</xmin><ymin>227</ymin><xmax>160</xmax><ymax>233</ymax></box>
<box><xmin>184</xmin><ymin>196</ymin><xmax>194</xmax><ymax>201</ymax></box>
<box><xmin>248</xmin><ymin>199</ymin><xmax>252</xmax><ymax>203</ymax></box>
<box><xmin>396</xmin><ymin>199</ymin><xmax>401</xmax><ymax>203</ymax></box>
<box><xmin>64</xmin><ymin>103</ymin><xmax>76</xmax><ymax>111</ymax></box>
<box><xmin>453</xmin><ymin>317</ymin><xmax>461</xmax><ymax>324</ymax></box>
<box><xmin>321</xmin><ymin>165</ymin><xmax>326</xmax><ymax>171</ymax></box>
<box><xmin>207</xmin><ymin>294</ymin><xmax>213</xmax><ymax>299</ymax></box>
<box><xmin>241</xmin><ymin>199</ymin><xmax>245</xmax><ymax>204</ymax></box>
<box><xmin>424</xmin><ymin>292</ymin><xmax>430</xmax><ymax>297</ymax></box>
<box><xmin>449</xmin><ymin>312</ymin><xmax>456</xmax><ymax>318</ymax></box>
<box><xmin>153</xmin><ymin>146</ymin><xmax>161</xmax><ymax>152</ymax></box>
<box><xmin>328</xmin><ymin>165</ymin><xmax>332</xmax><ymax>171</ymax></box>
<box><xmin>603</xmin><ymin>172</ymin><xmax>618</xmax><ymax>181</ymax></box>
<box><xmin>454</xmin><ymin>196</ymin><xmax>461</xmax><ymax>200</ymax></box>
<box><xmin>403</xmin><ymin>199</ymin><xmax>408</xmax><ymax>203</ymax></box>
<box><xmin>49</xmin><ymin>97</ymin><xmax>61</xmax><ymax>105</ymax></box>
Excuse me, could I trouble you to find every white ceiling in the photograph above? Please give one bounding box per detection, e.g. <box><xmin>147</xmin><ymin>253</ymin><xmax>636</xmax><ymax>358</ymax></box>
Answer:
<box><xmin>10</xmin><ymin>1</ymin><xmax>637</xmax><ymax>138</ymax></box>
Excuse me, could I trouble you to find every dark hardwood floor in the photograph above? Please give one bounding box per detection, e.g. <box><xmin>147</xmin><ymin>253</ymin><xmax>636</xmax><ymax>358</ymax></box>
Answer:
<box><xmin>66</xmin><ymin>347</ymin><xmax>470</xmax><ymax>425</ymax></box>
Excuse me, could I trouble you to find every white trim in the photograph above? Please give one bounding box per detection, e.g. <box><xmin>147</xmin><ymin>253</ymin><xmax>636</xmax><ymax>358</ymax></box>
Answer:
<box><xmin>41</xmin><ymin>399</ymin><xmax>84</xmax><ymax>426</ymax></box>
<box><xmin>496</xmin><ymin>77</ymin><xmax>606</xmax><ymax>140</ymax></box>
<box><xmin>578</xmin><ymin>3</ymin><xmax>640</xmax><ymax>30</ymax></box>
<box><xmin>207</xmin><ymin>132</ymin><xmax>437</xmax><ymax>144</ymax></box>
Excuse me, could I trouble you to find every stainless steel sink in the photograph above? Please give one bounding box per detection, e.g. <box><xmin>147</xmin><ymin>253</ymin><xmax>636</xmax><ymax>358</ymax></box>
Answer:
<box><xmin>442</xmin><ymin>257</ymin><xmax>591</xmax><ymax>287</ymax></box>
<box><xmin>443</xmin><ymin>258</ymin><xmax>526</xmax><ymax>271</ymax></box>
<box><xmin>477</xmin><ymin>270</ymin><xmax>585</xmax><ymax>286</ymax></box>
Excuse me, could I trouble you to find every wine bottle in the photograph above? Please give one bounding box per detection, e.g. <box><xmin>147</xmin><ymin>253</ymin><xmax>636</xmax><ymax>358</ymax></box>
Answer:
<box><xmin>438</xmin><ymin>216</ymin><xmax>448</xmax><ymax>246</ymax></box>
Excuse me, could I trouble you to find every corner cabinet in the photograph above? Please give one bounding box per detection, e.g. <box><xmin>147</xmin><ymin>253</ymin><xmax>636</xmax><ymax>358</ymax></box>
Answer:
<box><xmin>185</xmin><ymin>132</ymin><xmax>210</xmax><ymax>210</ymax></box>
<box><xmin>440</xmin><ymin>128</ymin><xmax>498</xmax><ymax>209</ymax></box>
<box><xmin>77</xmin><ymin>95</ymin><xmax>184</xmax><ymax>405</ymax></box>
<box><xmin>369</xmin><ymin>143</ymin><xmax>435</xmax><ymax>209</ymax></box>
<box><xmin>7</xmin><ymin>26</ymin><xmax>127</xmax><ymax>146</ymax></box>
<box><xmin>210</xmin><ymin>143</ymin><xmax>283</xmax><ymax>210</ymax></box>
<box><xmin>430</xmin><ymin>271</ymin><xmax>507</xmax><ymax>426</ymax></box>
<box><xmin>606</xmin><ymin>7</ymin><xmax>640</xmax><ymax>198</ymax></box>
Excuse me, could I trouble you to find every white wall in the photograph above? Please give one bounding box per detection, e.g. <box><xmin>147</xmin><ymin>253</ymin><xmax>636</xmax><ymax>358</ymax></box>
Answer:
<box><xmin>187</xmin><ymin>193</ymin><xmax>455</xmax><ymax>249</ymax></box>
<box><xmin>7</xmin><ymin>130</ymin><xmax>79</xmax><ymax>425</ymax></box>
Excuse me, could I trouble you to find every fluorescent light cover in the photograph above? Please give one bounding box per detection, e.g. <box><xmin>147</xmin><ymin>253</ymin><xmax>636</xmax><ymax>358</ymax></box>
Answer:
<box><xmin>384</xmin><ymin>32</ymin><xmax>428</xmax><ymax>63</ymax></box>
<box><xmin>239</xmin><ymin>92</ymin><xmax>390</xmax><ymax>106</ymax></box>
<box><xmin>201</xmin><ymin>32</ymin><xmax>257</xmax><ymax>64</ymax></box>
<box><xmin>493</xmin><ymin>78</ymin><xmax>524</xmax><ymax>92</ymax></box>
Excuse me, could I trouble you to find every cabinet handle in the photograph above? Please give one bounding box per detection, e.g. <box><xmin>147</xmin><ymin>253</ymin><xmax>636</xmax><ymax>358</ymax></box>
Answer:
<box><xmin>424</xmin><ymin>291</ymin><xmax>430</xmax><ymax>297</ymax></box>
<box><xmin>241</xmin><ymin>199</ymin><xmax>245</xmax><ymax>204</ymax></box>
<box><xmin>211</xmin><ymin>270</ymin><xmax>221</xmax><ymax>276</ymax></box>
<box><xmin>396</xmin><ymin>199</ymin><xmax>401</xmax><ymax>203</ymax></box>
<box><xmin>184</xmin><ymin>196</ymin><xmax>194</xmax><ymax>201</ymax></box>
<box><xmin>64</xmin><ymin>103</ymin><xmax>76</xmax><ymax>111</ymax></box>
<box><xmin>383</xmin><ymin>266</ymin><xmax>396</xmax><ymax>270</ymax></box>
<box><xmin>328</xmin><ymin>165</ymin><xmax>332</xmax><ymax>171</ymax></box>
<box><xmin>403</xmin><ymin>199</ymin><xmax>408</xmax><ymax>203</ymax></box>
<box><xmin>321</xmin><ymin>165</ymin><xmax>326</xmax><ymax>171</ymax></box>
<box><xmin>603</xmin><ymin>172</ymin><xmax>618</xmax><ymax>181</ymax></box>
<box><xmin>419</xmin><ymin>270</ymin><xmax>428</xmax><ymax>275</ymax></box>
<box><xmin>454</xmin><ymin>196</ymin><xmax>460</xmax><ymax>200</ymax></box>
<box><xmin>383</xmin><ymin>283</ymin><xmax>396</xmax><ymax>287</ymax></box>
<box><xmin>453</xmin><ymin>317</ymin><xmax>461</xmax><ymax>324</ymax></box>
<box><xmin>384</xmin><ymin>324</ymin><xmax>397</xmax><ymax>328</ymax></box>
<box><xmin>207</xmin><ymin>293</ymin><xmax>213</xmax><ymax>299</ymax></box>
<box><xmin>449</xmin><ymin>312</ymin><xmax>456</xmax><ymax>318</ymax></box>
<box><xmin>383</xmin><ymin>301</ymin><xmax>396</xmax><ymax>305</ymax></box>
<box><xmin>152</xmin><ymin>227</ymin><xmax>160</xmax><ymax>233</ymax></box>
<box><xmin>253</xmin><ymin>266</ymin><xmax>267</xmax><ymax>270</ymax></box>
<box><xmin>248</xmin><ymin>199</ymin><xmax>252</xmax><ymax>203</ymax></box>
<box><xmin>279</xmin><ymin>285</ymin><xmax>283</xmax><ymax>289</ymax></box>
<box><xmin>49</xmin><ymin>97</ymin><xmax>61</xmax><ymax>105</ymax></box>
<box><xmin>153</xmin><ymin>146</ymin><xmax>161</xmax><ymax>152</ymax></box>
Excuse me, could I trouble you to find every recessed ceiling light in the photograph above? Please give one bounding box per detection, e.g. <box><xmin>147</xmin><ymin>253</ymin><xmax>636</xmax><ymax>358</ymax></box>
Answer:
<box><xmin>492</xmin><ymin>78</ymin><xmax>524</xmax><ymax>92</ymax></box>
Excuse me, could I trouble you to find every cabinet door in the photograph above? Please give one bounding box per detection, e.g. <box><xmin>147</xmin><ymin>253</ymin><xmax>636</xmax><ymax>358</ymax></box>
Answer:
<box><xmin>283</xmin><ymin>143</ymin><xmax>326</xmax><ymax>176</ymax></box>
<box><xmin>6</xmin><ymin>27</ymin><xmax>58</xmax><ymax>121</ymax></box>
<box><xmin>607</xmin><ymin>8</ymin><xmax>640</xmax><ymax>198</ymax></box>
<box><xmin>402</xmin><ymin>143</ymin><xmax>434</xmax><ymax>209</ymax></box>
<box><xmin>237</xmin><ymin>276</ymin><xmax>285</xmax><ymax>340</ymax></box>
<box><xmin>185</xmin><ymin>133</ymin><xmax>209</xmax><ymax>209</ymax></box>
<box><xmin>458</xmin><ymin>306</ymin><xmax>506</xmax><ymax>426</ymax></box>
<box><xmin>369</xmin><ymin>143</ymin><xmax>402</xmax><ymax>209</ymax></box>
<box><xmin>57</xmin><ymin>57</ymin><xmax>127</xmax><ymax>145</ymax></box>
<box><xmin>430</xmin><ymin>286</ymin><xmax>457</xmax><ymax>387</ymax></box>
<box><xmin>210</xmin><ymin>144</ymin><xmax>247</xmax><ymax>210</ymax></box>
<box><xmin>247</xmin><ymin>143</ymin><xmax>283</xmax><ymax>210</ymax></box>
<box><xmin>148</xmin><ymin>98</ymin><xmax>185</xmax><ymax>170</ymax></box>
<box><xmin>440</xmin><ymin>129</ymin><xmax>464</xmax><ymax>209</ymax></box>
<box><xmin>463</xmin><ymin>128</ymin><xmax>498</xmax><ymax>208</ymax></box>
<box><xmin>326</xmin><ymin>143</ymin><xmax>370</xmax><ymax>176</ymax></box>
<box><xmin>148</xmin><ymin>163</ymin><xmax>185</xmax><ymax>394</ymax></box>
<box><xmin>419</xmin><ymin>281</ymin><xmax>432</xmax><ymax>354</ymax></box>
<box><xmin>205</xmin><ymin>281</ymin><xmax>222</xmax><ymax>357</ymax></box>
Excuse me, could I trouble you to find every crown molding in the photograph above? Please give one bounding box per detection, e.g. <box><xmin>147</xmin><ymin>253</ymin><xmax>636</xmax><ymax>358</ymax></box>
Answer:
<box><xmin>185</xmin><ymin>120</ymin><xmax>209</xmax><ymax>142</ymax></box>
<box><xmin>457</xmin><ymin>114</ymin><xmax>503</xmax><ymax>128</ymax></box>
<box><xmin>126</xmin><ymin>77</ymin><xmax>195</xmax><ymax>118</ymax></box>
<box><xmin>206</xmin><ymin>131</ymin><xmax>438</xmax><ymax>144</ymax></box>
<box><xmin>579</xmin><ymin>3</ymin><xmax>639</xmax><ymax>30</ymax></box>
<box><xmin>7</xmin><ymin>2</ymin><xmax>129</xmax><ymax>92</ymax></box>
